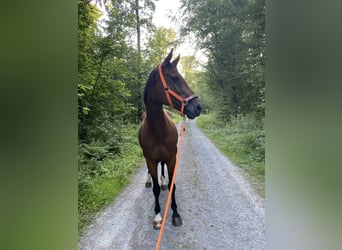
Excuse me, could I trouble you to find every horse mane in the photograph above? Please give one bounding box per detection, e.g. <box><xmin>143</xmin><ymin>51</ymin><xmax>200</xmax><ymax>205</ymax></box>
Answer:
<box><xmin>143</xmin><ymin>68</ymin><xmax>157</xmax><ymax>105</ymax></box>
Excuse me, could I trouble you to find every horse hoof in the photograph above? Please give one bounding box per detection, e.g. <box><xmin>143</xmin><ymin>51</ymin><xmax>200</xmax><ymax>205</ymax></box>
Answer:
<box><xmin>145</xmin><ymin>182</ymin><xmax>152</xmax><ymax>188</ymax></box>
<box><xmin>153</xmin><ymin>213</ymin><xmax>162</xmax><ymax>230</ymax></box>
<box><xmin>161</xmin><ymin>184</ymin><xmax>168</xmax><ymax>190</ymax></box>
<box><xmin>172</xmin><ymin>215</ymin><xmax>182</xmax><ymax>227</ymax></box>
<box><xmin>153</xmin><ymin>221</ymin><xmax>162</xmax><ymax>230</ymax></box>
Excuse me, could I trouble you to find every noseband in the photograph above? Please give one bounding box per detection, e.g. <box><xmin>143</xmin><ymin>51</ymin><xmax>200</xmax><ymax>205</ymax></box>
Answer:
<box><xmin>158</xmin><ymin>64</ymin><xmax>198</xmax><ymax>116</ymax></box>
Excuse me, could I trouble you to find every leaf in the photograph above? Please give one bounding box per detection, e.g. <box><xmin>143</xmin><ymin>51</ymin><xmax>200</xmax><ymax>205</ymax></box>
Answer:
<box><xmin>82</xmin><ymin>107</ymin><xmax>90</xmax><ymax>115</ymax></box>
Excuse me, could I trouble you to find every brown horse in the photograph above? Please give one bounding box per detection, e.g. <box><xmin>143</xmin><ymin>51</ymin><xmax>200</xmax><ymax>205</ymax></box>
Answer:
<box><xmin>138</xmin><ymin>49</ymin><xmax>202</xmax><ymax>229</ymax></box>
<box><xmin>141</xmin><ymin>109</ymin><xmax>172</xmax><ymax>190</ymax></box>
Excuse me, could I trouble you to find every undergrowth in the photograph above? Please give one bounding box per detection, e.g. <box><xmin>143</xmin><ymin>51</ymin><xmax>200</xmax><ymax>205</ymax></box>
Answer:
<box><xmin>196</xmin><ymin>113</ymin><xmax>265</xmax><ymax>197</ymax></box>
<box><xmin>78</xmin><ymin>113</ymin><xmax>183</xmax><ymax>234</ymax></box>
<box><xmin>78</xmin><ymin>123</ymin><xmax>144</xmax><ymax>233</ymax></box>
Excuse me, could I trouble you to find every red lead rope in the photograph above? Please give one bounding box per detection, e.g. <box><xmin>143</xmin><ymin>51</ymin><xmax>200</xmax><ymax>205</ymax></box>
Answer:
<box><xmin>155</xmin><ymin>119</ymin><xmax>186</xmax><ymax>250</ymax></box>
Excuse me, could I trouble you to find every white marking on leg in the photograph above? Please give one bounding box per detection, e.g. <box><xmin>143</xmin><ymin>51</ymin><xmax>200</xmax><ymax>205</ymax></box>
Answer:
<box><xmin>153</xmin><ymin>213</ymin><xmax>162</xmax><ymax>229</ymax></box>
<box><xmin>154</xmin><ymin>213</ymin><xmax>162</xmax><ymax>223</ymax></box>
<box><xmin>146</xmin><ymin>173</ymin><xmax>151</xmax><ymax>183</ymax></box>
<box><xmin>160</xmin><ymin>176</ymin><xmax>166</xmax><ymax>186</ymax></box>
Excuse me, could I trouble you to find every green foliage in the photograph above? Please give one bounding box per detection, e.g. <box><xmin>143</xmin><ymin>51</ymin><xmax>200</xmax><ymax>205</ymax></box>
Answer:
<box><xmin>78</xmin><ymin>124</ymin><xmax>144</xmax><ymax>232</ymax></box>
<box><xmin>78</xmin><ymin>176</ymin><xmax>126</xmax><ymax>231</ymax></box>
<box><xmin>196</xmin><ymin>114</ymin><xmax>265</xmax><ymax>196</ymax></box>
<box><xmin>77</xmin><ymin>0</ymin><xmax>265</xmax><ymax>234</ymax></box>
<box><xmin>78</xmin><ymin>0</ymin><xmax>158</xmax><ymax>141</ymax></box>
<box><xmin>144</xmin><ymin>27</ymin><xmax>177</xmax><ymax>68</ymax></box>
<box><xmin>179</xmin><ymin>0</ymin><xmax>265</xmax><ymax>120</ymax></box>
<box><xmin>78</xmin><ymin>0</ymin><xmax>162</xmax><ymax>233</ymax></box>
<box><xmin>178</xmin><ymin>1</ymin><xmax>265</xmax><ymax>195</ymax></box>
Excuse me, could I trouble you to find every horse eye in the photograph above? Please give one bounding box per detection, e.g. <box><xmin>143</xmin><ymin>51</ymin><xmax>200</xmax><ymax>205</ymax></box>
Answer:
<box><xmin>171</xmin><ymin>76</ymin><xmax>179</xmax><ymax>82</ymax></box>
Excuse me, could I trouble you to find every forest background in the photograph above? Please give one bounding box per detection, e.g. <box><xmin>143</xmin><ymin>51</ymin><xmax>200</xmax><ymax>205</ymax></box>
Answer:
<box><xmin>78</xmin><ymin>0</ymin><xmax>265</xmax><ymax>232</ymax></box>
<box><xmin>2</xmin><ymin>0</ymin><xmax>341</xmax><ymax>249</ymax></box>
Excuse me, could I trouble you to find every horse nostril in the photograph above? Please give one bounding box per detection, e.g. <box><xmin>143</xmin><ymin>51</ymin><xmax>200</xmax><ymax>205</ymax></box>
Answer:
<box><xmin>197</xmin><ymin>104</ymin><xmax>202</xmax><ymax>112</ymax></box>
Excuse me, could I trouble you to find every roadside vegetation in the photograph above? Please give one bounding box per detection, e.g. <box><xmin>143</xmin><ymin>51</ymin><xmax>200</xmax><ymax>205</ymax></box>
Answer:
<box><xmin>78</xmin><ymin>0</ymin><xmax>264</xmax><ymax>234</ymax></box>
<box><xmin>78</xmin><ymin>1</ymin><xmax>179</xmax><ymax>233</ymax></box>
<box><xmin>178</xmin><ymin>0</ymin><xmax>265</xmax><ymax>196</ymax></box>
<box><xmin>78</xmin><ymin>111</ymin><xmax>182</xmax><ymax>233</ymax></box>
<box><xmin>78</xmin><ymin>124</ymin><xmax>143</xmax><ymax>232</ymax></box>
<box><xmin>196</xmin><ymin>114</ymin><xmax>265</xmax><ymax>197</ymax></box>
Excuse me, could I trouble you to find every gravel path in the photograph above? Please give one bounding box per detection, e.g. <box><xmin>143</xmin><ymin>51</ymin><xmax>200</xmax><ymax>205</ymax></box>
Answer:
<box><xmin>78</xmin><ymin>119</ymin><xmax>265</xmax><ymax>250</ymax></box>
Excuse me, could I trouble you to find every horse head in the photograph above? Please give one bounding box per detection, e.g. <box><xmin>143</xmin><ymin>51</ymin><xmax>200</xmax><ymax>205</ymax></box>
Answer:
<box><xmin>154</xmin><ymin>49</ymin><xmax>202</xmax><ymax>119</ymax></box>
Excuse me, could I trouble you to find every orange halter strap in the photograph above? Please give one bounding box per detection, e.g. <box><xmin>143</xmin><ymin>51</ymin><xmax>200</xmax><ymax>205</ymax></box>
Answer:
<box><xmin>158</xmin><ymin>64</ymin><xmax>197</xmax><ymax>116</ymax></box>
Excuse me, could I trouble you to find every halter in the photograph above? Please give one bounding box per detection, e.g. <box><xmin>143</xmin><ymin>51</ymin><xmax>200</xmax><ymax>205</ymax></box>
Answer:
<box><xmin>158</xmin><ymin>64</ymin><xmax>198</xmax><ymax>116</ymax></box>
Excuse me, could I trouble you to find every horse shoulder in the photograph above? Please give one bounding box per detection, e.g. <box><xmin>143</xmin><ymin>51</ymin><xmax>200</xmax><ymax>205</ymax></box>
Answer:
<box><xmin>138</xmin><ymin>119</ymin><xmax>148</xmax><ymax>146</ymax></box>
<box><xmin>164</xmin><ymin>114</ymin><xmax>177</xmax><ymax>136</ymax></box>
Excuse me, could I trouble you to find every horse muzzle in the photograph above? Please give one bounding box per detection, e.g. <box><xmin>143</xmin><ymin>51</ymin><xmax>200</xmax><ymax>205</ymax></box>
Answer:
<box><xmin>184</xmin><ymin>98</ymin><xmax>202</xmax><ymax>119</ymax></box>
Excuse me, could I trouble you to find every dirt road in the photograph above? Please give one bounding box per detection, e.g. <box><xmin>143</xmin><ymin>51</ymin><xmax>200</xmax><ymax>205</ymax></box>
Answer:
<box><xmin>78</xmin><ymin>119</ymin><xmax>265</xmax><ymax>249</ymax></box>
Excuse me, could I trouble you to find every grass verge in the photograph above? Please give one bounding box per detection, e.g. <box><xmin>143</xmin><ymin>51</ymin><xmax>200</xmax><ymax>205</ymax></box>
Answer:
<box><xmin>78</xmin><ymin>123</ymin><xmax>144</xmax><ymax>234</ymax></box>
<box><xmin>78</xmin><ymin>113</ymin><xmax>194</xmax><ymax>234</ymax></box>
<box><xmin>196</xmin><ymin>113</ymin><xmax>265</xmax><ymax>197</ymax></box>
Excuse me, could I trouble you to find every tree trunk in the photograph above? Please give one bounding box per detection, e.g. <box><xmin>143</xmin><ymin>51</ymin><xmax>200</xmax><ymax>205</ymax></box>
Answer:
<box><xmin>135</xmin><ymin>0</ymin><xmax>143</xmax><ymax>122</ymax></box>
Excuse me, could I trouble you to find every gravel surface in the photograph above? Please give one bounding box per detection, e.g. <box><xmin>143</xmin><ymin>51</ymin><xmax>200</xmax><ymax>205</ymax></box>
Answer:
<box><xmin>78</xmin><ymin>119</ymin><xmax>265</xmax><ymax>250</ymax></box>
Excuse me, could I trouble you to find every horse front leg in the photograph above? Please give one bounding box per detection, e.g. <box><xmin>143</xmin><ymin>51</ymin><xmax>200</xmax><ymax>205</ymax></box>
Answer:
<box><xmin>167</xmin><ymin>159</ymin><xmax>183</xmax><ymax>227</ymax></box>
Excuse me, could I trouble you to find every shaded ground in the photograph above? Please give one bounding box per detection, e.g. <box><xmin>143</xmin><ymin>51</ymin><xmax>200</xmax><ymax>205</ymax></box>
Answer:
<box><xmin>78</xmin><ymin>119</ymin><xmax>265</xmax><ymax>249</ymax></box>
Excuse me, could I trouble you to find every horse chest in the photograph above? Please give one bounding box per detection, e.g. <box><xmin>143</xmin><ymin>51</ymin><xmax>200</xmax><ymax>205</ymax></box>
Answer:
<box><xmin>138</xmin><ymin>109</ymin><xmax>178</xmax><ymax>161</ymax></box>
<box><xmin>152</xmin><ymin>143</ymin><xmax>175</xmax><ymax>160</ymax></box>
<box><xmin>142</xmin><ymin>136</ymin><xmax>176</xmax><ymax>160</ymax></box>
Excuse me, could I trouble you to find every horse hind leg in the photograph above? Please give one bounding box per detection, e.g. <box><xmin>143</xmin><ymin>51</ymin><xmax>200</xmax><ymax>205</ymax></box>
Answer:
<box><xmin>145</xmin><ymin>171</ymin><xmax>152</xmax><ymax>188</ymax></box>
<box><xmin>160</xmin><ymin>162</ymin><xmax>168</xmax><ymax>190</ymax></box>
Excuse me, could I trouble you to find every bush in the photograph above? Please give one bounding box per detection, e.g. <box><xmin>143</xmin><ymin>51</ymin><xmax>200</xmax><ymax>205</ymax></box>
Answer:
<box><xmin>196</xmin><ymin>113</ymin><xmax>265</xmax><ymax>195</ymax></box>
<box><xmin>78</xmin><ymin>123</ymin><xmax>144</xmax><ymax>232</ymax></box>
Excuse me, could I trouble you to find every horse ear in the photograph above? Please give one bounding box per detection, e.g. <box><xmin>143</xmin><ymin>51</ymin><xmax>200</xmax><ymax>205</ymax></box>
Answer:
<box><xmin>171</xmin><ymin>54</ymin><xmax>180</xmax><ymax>67</ymax></box>
<box><xmin>162</xmin><ymin>48</ymin><xmax>174</xmax><ymax>67</ymax></box>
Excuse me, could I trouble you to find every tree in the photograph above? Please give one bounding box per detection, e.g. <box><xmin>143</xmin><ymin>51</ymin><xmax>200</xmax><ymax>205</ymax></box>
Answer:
<box><xmin>178</xmin><ymin>0</ymin><xmax>265</xmax><ymax>120</ymax></box>
<box><xmin>144</xmin><ymin>27</ymin><xmax>177</xmax><ymax>69</ymax></box>
<box><xmin>78</xmin><ymin>0</ymin><xmax>102</xmax><ymax>141</ymax></box>
<box><xmin>78</xmin><ymin>0</ymin><xmax>137</xmax><ymax>142</ymax></box>
<box><xmin>179</xmin><ymin>55</ymin><xmax>212</xmax><ymax>113</ymax></box>
<box><xmin>102</xmin><ymin>0</ymin><xmax>157</xmax><ymax>121</ymax></box>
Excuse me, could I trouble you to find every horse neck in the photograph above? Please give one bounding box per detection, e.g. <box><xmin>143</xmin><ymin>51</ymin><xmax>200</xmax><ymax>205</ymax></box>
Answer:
<box><xmin>145</xmin><ymin>102</ymin><xmax>167</xmax><ymax>132</ymax></box>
